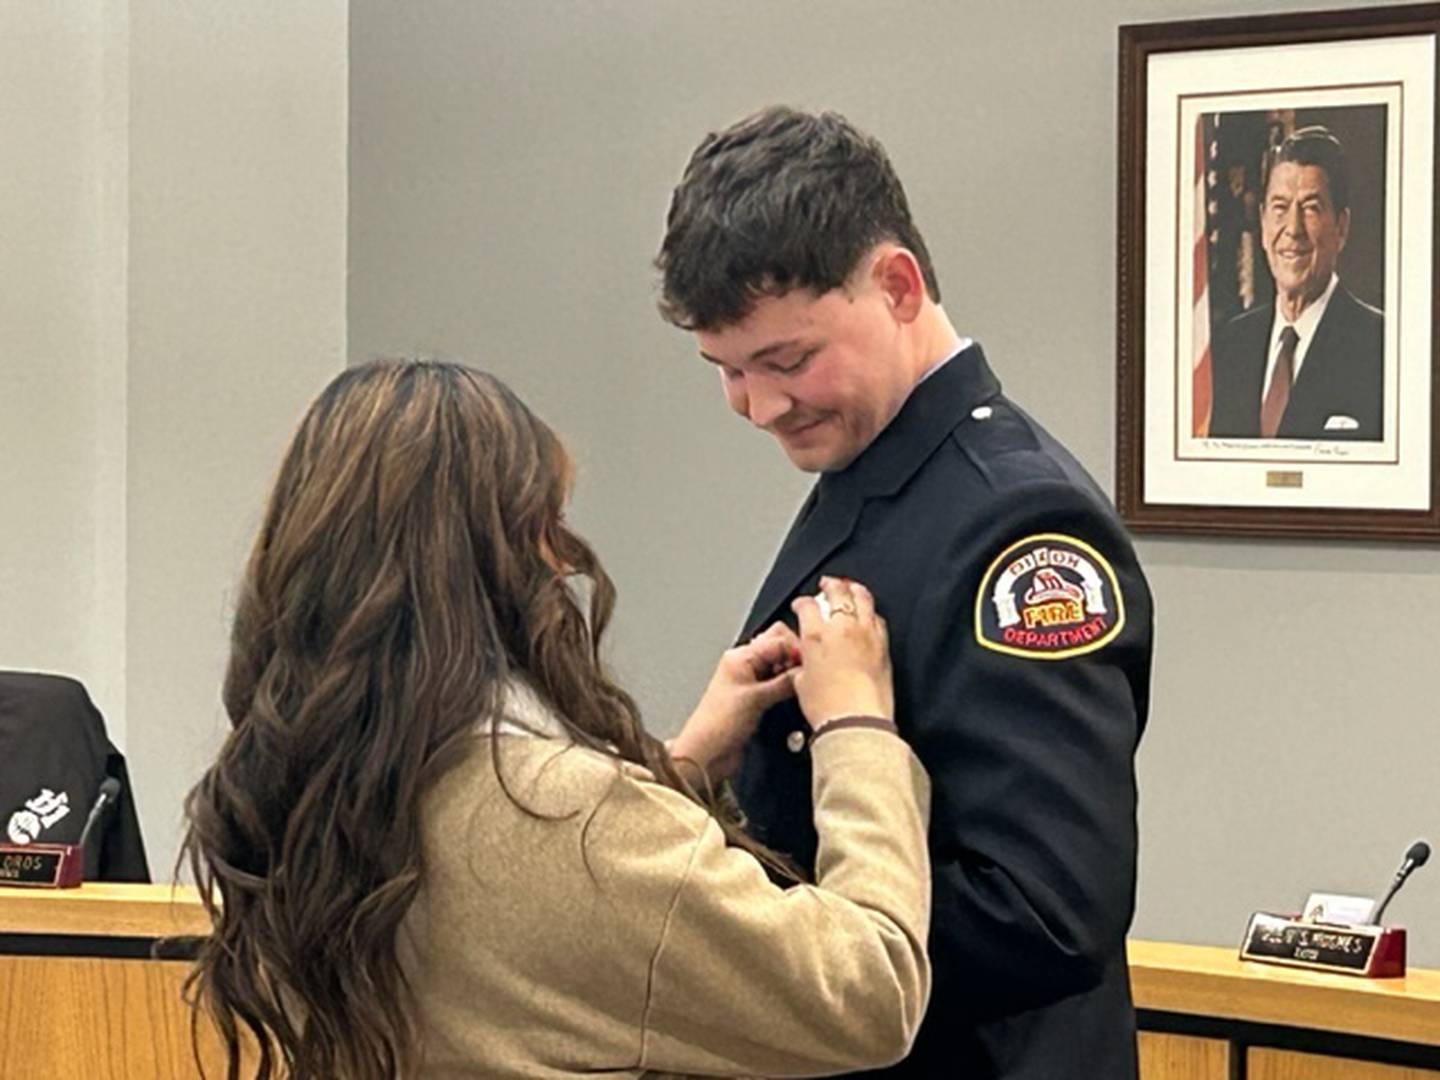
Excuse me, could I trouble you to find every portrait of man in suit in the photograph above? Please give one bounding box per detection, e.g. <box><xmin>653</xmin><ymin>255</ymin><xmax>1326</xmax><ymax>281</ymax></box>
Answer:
<box><xmin>1209</xmin><ymin>125</ymin><xmax>1385</xmax><ymax>440</ymax></box>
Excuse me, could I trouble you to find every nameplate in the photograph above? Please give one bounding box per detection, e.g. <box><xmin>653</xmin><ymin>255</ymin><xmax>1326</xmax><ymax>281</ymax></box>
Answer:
<box><xmin>1240</xmin><ymin>911</ymin><xmax>1405</xmax><ymax>977</ymax></box>
<box><xmin>0</xmin><ymin>843</ymin><xmax>83</xmax><ymax>888</ymax></box>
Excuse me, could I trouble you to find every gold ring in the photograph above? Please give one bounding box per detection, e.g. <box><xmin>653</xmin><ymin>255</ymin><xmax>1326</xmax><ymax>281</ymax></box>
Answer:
<box><xmin>831</xmin><ymin>602</ymin><xmax>858</xmax><ymax>618</ymax></box>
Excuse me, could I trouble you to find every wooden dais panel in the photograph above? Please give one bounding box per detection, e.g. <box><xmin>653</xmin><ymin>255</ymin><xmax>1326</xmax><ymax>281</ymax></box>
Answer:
<box><xmin>1250</xmin><ymin>1047</ymin><xmax>1440</xmax><ymax>1080</ymax></box>
<box><xmin>0</xmin><ymin>955</ymin><xmax>228</xmax><ymax>1079</ymax></box>
<box><xmin>1139</xmin><ymin>1031</ymin><xmax>1233</xmax><ymax>1080</ymax></box>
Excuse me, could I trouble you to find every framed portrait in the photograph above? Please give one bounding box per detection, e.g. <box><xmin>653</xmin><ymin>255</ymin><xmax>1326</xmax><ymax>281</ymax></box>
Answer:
<box><xmin>1117</xmin><ymin>3</ymin><xmax>1440</xmax><ymax>540</ymax></box>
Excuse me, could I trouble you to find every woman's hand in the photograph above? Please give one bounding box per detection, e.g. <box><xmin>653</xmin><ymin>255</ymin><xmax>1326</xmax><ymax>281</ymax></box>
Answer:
<box><xmin>792</xmin><ymin>576</ymin><xmax>893</xmax><ymax>729</ymax></box>
<box><xmin>670</xmin><ymin>621</ymin><xmax>800</xmax><ymax>782</ymax></box>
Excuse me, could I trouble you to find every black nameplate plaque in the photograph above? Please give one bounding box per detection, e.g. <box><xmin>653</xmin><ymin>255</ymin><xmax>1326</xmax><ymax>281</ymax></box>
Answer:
<box><xmin>0</xmin><ymin>844</ymin><xmax>82</xmax><ymax>888</ymax></box>
<box><xmin>1240</xmin><ymin>912</ymin><xmax>1405</xmax><ymax>977</ymax></box>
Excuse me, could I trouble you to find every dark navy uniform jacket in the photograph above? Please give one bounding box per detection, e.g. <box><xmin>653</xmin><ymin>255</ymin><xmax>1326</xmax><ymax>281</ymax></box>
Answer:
<box><xmin>734</xmin><ymin>344</ymin><xmax>1152</xmax><ymax>1079</ymax></box>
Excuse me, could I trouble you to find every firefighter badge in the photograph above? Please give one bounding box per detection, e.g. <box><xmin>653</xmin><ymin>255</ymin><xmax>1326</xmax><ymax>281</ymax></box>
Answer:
<box><xmin>975</xmin><ymin>533</ymin><xmax>1124</xmax><ymax>660</ymax></box>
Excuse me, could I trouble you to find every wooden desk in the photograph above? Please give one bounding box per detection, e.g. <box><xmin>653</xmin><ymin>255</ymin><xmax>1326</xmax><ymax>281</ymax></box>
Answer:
<box><xmin>7</xmin><ymin>899</ymin><xmax>1437</xmax><ymax>1079</ymax></box>
<box><xmin>0</xmin><ymin>883</ymin><xmax>224</xmax><ymax>1079</ymax></box>
<box><xmin>1131</xmin><ymin>939</ymin><xmax>1440</xmax><ymax>1079</ymax></box>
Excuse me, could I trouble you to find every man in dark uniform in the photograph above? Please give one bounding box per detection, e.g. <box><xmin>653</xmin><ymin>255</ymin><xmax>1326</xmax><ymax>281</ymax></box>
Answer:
<box><xmin>655</xmin><ymin>106</ymin><xmax>1153</xmax><ymax>1079</ymax></box>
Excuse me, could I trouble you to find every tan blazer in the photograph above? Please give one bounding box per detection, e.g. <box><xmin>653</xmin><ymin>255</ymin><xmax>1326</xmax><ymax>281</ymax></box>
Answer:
<box><xmin>399</xmin><ymin>687</ymin><xmax>932</xmax><ymax>1078</ymax></box>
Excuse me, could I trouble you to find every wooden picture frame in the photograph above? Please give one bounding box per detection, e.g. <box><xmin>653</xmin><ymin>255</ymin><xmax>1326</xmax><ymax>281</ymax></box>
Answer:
<box><xmin>1117</xmin><ymin>3</ymin><xmax>1440</xmax><ymax>539</ymax></box>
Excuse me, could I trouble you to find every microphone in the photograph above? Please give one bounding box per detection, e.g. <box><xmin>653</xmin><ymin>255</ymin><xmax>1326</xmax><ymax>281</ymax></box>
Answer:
<box><xmin>76</xmin><ymin>777</ymin><xmax>122</xmax><ymax>861</ymax></box>
<box><xmin>1371</xmin><ymin>839</ymin><xmax>1430</xmax><ymax>925</ymax></box>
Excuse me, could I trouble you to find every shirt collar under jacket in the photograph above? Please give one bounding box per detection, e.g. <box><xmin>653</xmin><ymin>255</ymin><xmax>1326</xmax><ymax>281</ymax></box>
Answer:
<box><xmin>916</xmin><ymin>337</ymin><xmax>971</xmax><ymax>387</ymax></box>
<box><xmin>476</xmin><ymin>678</ymin><xmax>570</xmax><ymax>739</ymax></box>
<box><xmin>1263</xmin><ymin>273</ymin><xmax>1340</xmax><ymax>395</ymax></box>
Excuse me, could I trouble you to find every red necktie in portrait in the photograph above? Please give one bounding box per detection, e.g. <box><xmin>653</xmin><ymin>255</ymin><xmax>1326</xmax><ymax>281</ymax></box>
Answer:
<box><xmin>1260</xmin><ymin>326</ymin><xmax>1299</xmax><ymax>438</ymax></box>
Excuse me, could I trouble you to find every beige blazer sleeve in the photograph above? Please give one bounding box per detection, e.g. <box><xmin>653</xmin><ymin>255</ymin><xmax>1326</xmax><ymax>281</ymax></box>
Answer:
<box><xmin>638</xmin><ymin>727</ymin><xmax>932</xmax><ymax>1077</ymax></box>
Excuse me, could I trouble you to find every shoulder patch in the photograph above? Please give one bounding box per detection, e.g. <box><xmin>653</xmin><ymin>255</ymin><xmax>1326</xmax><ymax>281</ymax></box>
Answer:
<box><xmin>974</xmin><ymin>533</ymin><xmax>1125</xmax><ymax>660</ymax></box>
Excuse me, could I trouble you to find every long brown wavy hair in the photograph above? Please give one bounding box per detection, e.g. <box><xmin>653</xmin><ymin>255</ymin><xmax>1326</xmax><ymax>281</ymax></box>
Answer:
<box><xmin>180</xmin><ymin>360</ymin><xmax>787</xmax><ymax>1079</ymax></box>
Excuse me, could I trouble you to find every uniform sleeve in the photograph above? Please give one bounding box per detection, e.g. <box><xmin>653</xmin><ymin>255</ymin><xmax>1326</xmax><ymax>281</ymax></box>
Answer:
<box><xmin>637</xmin><ymin>727</ymin><xmax>932</xmax><ymax>1077</ymax></box>
<box><xmin>900</xmin><ymin>479</ymin><xmax>1151</xmax><ymax>1017</ymax></box>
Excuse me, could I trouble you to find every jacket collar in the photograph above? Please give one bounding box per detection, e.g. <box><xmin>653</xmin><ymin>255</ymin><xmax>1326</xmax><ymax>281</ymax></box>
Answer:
<box><xmin>829</xmin><ymin>341</ymin><xmax>1000</xmax><ymax>499</ymax></box>
<box><xmin>739</xmin><ymin>342</ymin><xmax>1001</xmax><ymax>639</ymax></box>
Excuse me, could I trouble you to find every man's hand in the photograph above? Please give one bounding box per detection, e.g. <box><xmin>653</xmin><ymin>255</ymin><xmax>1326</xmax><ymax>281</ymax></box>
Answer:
<box><xmin>670</xmin><ymin>621</ymin><xmax>800</xmax><ymax>783</ymax></box>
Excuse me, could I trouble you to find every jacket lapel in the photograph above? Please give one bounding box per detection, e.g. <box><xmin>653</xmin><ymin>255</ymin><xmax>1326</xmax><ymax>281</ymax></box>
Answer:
<box><xmin>1284</xmin><ymin>288</ymin><xmax>1349</xmax><ymax>426</ymax></box>
<box><xmin>1238</xmin><ymin>314</ymin><xmax>1272</xmax><ymax>433</ymax></box>
<box><xmin>738</xmin><ymin>343</ymin><xmax>1001</xmax><ymax>641</ymax></box>
<box><xmin>740</xmin><ymin>476</ymin><xmax>863</xmax><ymax>641</ymax></box>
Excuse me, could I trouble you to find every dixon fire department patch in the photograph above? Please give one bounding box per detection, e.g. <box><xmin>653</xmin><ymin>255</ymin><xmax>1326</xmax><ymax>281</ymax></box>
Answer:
<box><xmin>974</xmin><ymin>533</ymin><xmax>1124</xmax><ymax>660</ymax></box>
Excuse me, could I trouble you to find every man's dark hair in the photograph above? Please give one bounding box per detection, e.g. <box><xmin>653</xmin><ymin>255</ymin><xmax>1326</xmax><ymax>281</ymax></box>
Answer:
<box><xmin>655</xmin><ymin>105</ymin><xmax>941</xmax><ymax>330</ymax></box>
<box><xmin>1266</xmin><ymin>125</ymin><xmax>1350</xmax><ymax>212</ymax></box>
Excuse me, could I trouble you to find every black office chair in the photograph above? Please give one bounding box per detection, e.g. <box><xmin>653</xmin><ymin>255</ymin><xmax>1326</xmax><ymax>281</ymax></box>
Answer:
<box><xmin>0</xmin><ymin>671</ymin><xmax>150</xmax><ymax>882</ymax></box>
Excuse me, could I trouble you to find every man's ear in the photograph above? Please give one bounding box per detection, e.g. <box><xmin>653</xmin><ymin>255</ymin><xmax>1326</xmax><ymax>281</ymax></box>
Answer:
<box><xmin>871</xmin><ymin>246</ymin><xmax>926</xmax><ymax>324</ymax></box>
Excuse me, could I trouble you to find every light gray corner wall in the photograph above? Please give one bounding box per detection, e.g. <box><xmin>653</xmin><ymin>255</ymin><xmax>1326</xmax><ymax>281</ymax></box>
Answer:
<box><xmin>2</xmin><ymin>4</ymin><xmax>347</xmax><ymax>877</ymax></box>
<box><xmin>125</xmin><ymin>2</ymin><xmax>349</xmax><ymax>877</ymax></box>
<box><xmin>349</xmin><ymin>0</ymin><xmax>1440</xmax><ymax>963</ymax></box>
<box><xmin>0</xmin><ymin>3</ymin><xmax>127</xmax><ymax>743</ymax></box>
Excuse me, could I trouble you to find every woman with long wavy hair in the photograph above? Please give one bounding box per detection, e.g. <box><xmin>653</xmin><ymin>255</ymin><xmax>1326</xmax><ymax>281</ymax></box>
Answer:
<box><xmin>181</xmin><ymin>360</ymin><xmax>931</xmax><ymax>1079</ymax></box>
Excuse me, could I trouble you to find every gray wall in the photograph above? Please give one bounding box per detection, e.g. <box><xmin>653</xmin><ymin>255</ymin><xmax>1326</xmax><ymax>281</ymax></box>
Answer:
<box><xmin>2</xmin><ymin>2</ymin><xmax>348</xmax><ymax>877</ymax></box>
<box><xmin>0</xmin><ymin>3</ymin><xmax>128</xmax><ymax>744</ymax></box>
<box><xmin>349</xmin><ymin>1</ymin><xmax>1440</xmax><ymax>962</ymax></box>
<box><xmin>125</xmin><ymin>1</ymin><xmax>348</xmax><ymax>878</ymax></box>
